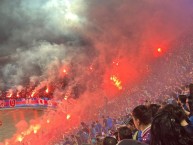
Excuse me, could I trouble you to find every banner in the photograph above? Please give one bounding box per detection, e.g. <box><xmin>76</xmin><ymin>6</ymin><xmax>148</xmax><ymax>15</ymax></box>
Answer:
<box><xmin>0</xmin><ymin>98</ymin><xmax>57</xmax><ymax>109</ymax></box>
<box><xmin>9</xmin><ymin>99</ymin><xmax>16</xmax><ymax>107</ymax></box>
<box><xmin>0</xmin><ymin>100</ymin><xmax>5</xmax><ymax>108</ymax></box>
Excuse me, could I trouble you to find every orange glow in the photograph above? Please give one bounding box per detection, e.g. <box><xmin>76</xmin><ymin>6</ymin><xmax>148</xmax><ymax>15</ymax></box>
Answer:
<box><xmin>113</xmin><ymin>61</ymin><xmax>119</xmax><ymax>66</ymax></box>
<box><xmin>34</xmin><ymin>129</ymin><xmax>38</xmax><ymax>134</ymax></box>
<box><xmin>16</xmin><ymin>135</ymin><xmax>23</xmax><ymax>142</ymax></box>
<box><xmin>14</xmin><ymin>124</ymin><xmax>42</xmax><ymax>143</ymax></box>
<box><xmin>110</xmin><ymin>75</ymin><xmax>122</xmax><ymax>90</ymax></box>
<box><xmin>7</xmin><ymin>93</ymin><xmax>12</xmax><ymax>98</ymax></box>
<box><xmin>64</xmin><ymin>96</ymin><xmax>68</xmax><ymax>100</ymax></box>
<box><xmin>32</xmin><ymin>124</ymin><xmax>41</xmax><ymax>134</ymax></box>
<box><xmin>154</xmin><ymin>47</ymin><xmax>166</xmax><ymax>57</ymax></box>
<box><xmin>34</xmin><ymin>130</ymin><xmax>37</xmax><ymax>134</ymax></box>
<box><xmin>47</xmin><ymin>119</ymin><xmax>50</xmax><ymax>124</ymax></box>
<box><xmin>60</xmin><ymin>67</ymin><xmax>69</xmax><ymax>78</ymax></box>
<box><xmin>66</xmin><ymin>114</ymin><xmax>71</xmax><ymax>120</ymax></box>
<box><xmin>46</xmin><ymin>88</ymin><xmax>49</xmax><ymax>93</ymax></box>
<box><xmin>31</xmin><ymin>91</ymin><xmax>36</xmax><ymax>97</ymax></box>
<box><xmin>63</xmin><ymin>69</ymin><xmax>67</xmax><ymax>74</ymax></box>
<box><xmin>157</xmin><ymin>48</ymin><xmax>162</xmax><ymax>53</ymax></box>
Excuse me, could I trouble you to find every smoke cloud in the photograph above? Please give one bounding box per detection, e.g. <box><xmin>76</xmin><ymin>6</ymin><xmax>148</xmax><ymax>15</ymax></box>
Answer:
<box><xmin>1</xmin><ymin>0</ymin><xmax>193</xmax><ymax>90</ymax></box>
<box><xmin>1</xmin><ymin>0</ymin><xmax>193</xmax><ymax>144</ymax></box>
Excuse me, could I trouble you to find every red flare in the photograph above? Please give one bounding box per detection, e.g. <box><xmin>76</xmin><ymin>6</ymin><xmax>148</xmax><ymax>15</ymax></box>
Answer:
<box><xmin>110</xmin><ymin>75</ymin><xmax>122</xmax><ymax>90</ymax></box>
<box><xmin>47</xmin><ymin>119</ymin><xmax>50</xmax><ymax>124</ymax></box>
<box><xmin>157</xmin><ymin>48</ymin><xmax>162</xmax><ymax>53</ymax></box>
<box><xmin>46</xmin><ymin>88</ymin><xmax>49</xmax><ymax>93</ymax></box>
<box><xmin>64</xmin><ymin>96</ymin><xmax>68</xmax><ymax>100</ymax></box>
<box><xmin>63</xmin><ymin>69</ymin><xmax>67</xmax><ymax>74</ymax></box>
<box><xmin>66</xmin><ymin>114</ymin><xmax>71</xmax><ymax>120</ymax></box>
<box><xmin>7</xmin><ymin>93</ymin><xmax>12</xmax><ymax>98</ymax></box>
<box><xmin>31</xmin><ymin>91</ymin><xmax>36</xmax><ymax>97</ymax></box>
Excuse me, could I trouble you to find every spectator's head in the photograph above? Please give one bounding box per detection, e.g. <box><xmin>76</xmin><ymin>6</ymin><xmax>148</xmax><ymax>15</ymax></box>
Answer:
<box><xmin>148</xmin><ymin>104</ymin><xmax>161</xmax><ymax>118</ymax></box>
<box><xmin>161</xmin><ymin>104</ymin><xmax>188</xmax><ymax>123</ymax></box>
<box><xmin>81</xmin><ymin>122</ymin><xmax>85</xmax><ymax>126</ymax></box>
<box><xmin>132</xmin><ymin>105</ymin><xmax>152</xmax><ymax>130</ymax></box>
<box><xmin>103</xmin><ymin>137</ymin><xmax>117</xmax><ymax>145</ymax></box>
<box><xmin>118</xmin><ymin>126</ymin><xmax>132</xmax><ymax>141</ymax></box>
<box><xmin>91</xmin><ymin>124</ymin><xmax>95</xmax><ymax>128</ymax></box>
<box><xmin>178</xmin><ymin>95</ymin><xmax>187</xmax><ymax>105</ymax></box>
<box><xmin>96</xmin><ymin>137</ymin><xmax>103</xmax><ymax>145</ymax></box>
<box><xmin>161</xmin><ymin>101</ymin><xmax>167</xmax><ymax>108</ymax></box>
<box><xmin>144</xmin><ymin>99</ymin><xmax>151</xmax><ymax>106</ymax></box>
<box><xmin>92</xmin><ymin>138</ymin><xmax>97</xmax><ymax>145</ymax></box>
<box><xmin>151</xmin><ymin>110</ymin><xmax>193</xmax><ymax>145</ymax></box>
<box><xmin>189</xmin><ymin>84</ymin><xmax>193</xmax><ymax>96</ymax></box>
<box><xmin>126</xmin><ymin>118</ymin><xmax>136</xmax><ymax>131</ymax></box>
<box><xmin>65</xmin><ymin>137</ymin><xmax>69</xmax><ymax>142</ymax></box>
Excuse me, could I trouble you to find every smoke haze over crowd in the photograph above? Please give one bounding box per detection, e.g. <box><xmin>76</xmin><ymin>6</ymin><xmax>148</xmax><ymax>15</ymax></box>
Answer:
<box><xmin>1</xmin><ymin>0</ymin><xmax>193</xmax><ymax>144</ymax></box>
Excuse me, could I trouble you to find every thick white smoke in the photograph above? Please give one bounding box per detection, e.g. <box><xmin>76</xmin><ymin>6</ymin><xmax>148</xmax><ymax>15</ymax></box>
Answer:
<box><xmin>0</xmin><ymin>0</ymin><xmax>89</xmax><ymax>90</ymax></box>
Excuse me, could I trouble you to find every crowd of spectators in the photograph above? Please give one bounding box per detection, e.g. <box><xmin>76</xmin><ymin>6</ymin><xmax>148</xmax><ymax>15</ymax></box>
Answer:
<box><xmin>0</xmin><ymin>86</ymin><xmax>54</xmax><ymax>100</ymax></box>
<box><xmin>57</xmin><ymin>84</ymin><xmax>193</xmax><ymax>145</ymax></box>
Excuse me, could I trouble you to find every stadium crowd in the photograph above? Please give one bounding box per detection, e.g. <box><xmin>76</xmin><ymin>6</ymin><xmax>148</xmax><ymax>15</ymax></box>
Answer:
<box><xmin>57</xmin><ymin>83</ymin><xmax>193</xmax><ymax>145</ymax></box>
